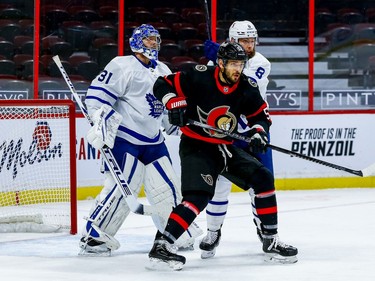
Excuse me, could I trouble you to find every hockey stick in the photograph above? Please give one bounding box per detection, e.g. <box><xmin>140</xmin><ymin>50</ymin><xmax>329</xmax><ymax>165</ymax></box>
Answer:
<box><xmin>203</xmin><ymin>0</ymin><xmax>211</xmax><ymax>40</ymax></box>
<box><xmin>53</xmin><ymin>55</ymin><xmax>169</xmax><ymax>217</ymax></box>
<box><xmin>187</xmin><ymin>119</ymin><xmax>375</xmax><ymax>177</ymax></box>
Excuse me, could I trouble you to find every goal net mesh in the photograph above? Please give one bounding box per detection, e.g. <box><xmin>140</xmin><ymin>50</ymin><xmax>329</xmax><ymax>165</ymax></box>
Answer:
<box><xmin>0</xmin><ymin>102</ymin><xmax>76</xmax><ymax>233</ymax></box>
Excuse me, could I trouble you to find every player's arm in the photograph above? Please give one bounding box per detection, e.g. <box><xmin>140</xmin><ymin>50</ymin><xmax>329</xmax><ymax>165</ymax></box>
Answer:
<box><xmin>242</xmin><ymin>86</ymin><xmax>272</xmax><ymax>154</ymax></box>
<box><xmin>84</xmin><ymin>59</ymin><xmax>126</xmax><ymax>149</ymax></box>
<box><xmin>153</xmin><ymin>74</ymin><xmax>188</xmax><ymax>127</ymax></box>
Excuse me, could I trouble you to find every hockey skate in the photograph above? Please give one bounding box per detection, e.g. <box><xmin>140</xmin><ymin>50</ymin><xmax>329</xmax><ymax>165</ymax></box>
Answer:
<box><xmin>199</xmin><ymin>229</ymin><xmax>221</xmax><ymax>259</ymax></box>
<box><xmin>148</xmin><ymin>237</ymin><xmax>186</xmax><ymax>271</ymax></box>
<box><xmin>79</xmin><ymin>237</ymin><xmax>112</xmax><ymax>257</ymax></box>
<box><xmin>79</xmin><ymin>224</ymin><xmax>120</xmax><ymax>257</ymax></box>
<box><xmin>262</xmin><ymin>234</ymin><xmax>298</xmax><ymax>264</ymax></box>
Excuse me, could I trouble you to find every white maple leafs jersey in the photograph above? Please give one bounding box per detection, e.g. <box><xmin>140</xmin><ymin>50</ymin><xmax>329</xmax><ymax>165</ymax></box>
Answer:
<box><xmin>238</xmin><ymin>52</ymin><xmax>271</xmax><ymax>132</ymax></box>
<box><xmin>85</xmin><ymin>55</ymin><xmax>173</xmax><ymax>145</ymax></box>
<box><xmin>242</xmin><ymin>52</ymin><xmax>271</xmax><ymax>100</ymax></box>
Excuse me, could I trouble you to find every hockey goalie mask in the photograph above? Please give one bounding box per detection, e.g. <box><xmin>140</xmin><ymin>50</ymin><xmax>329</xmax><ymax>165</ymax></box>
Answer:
<box><xmin>129</xmin><ymin>24</ymin><xmax>161</xmax><ymax>60</ymax></box>
<box><xmin>229</xmin><ymin>20</ymin><xmax>258</xmax><ymax>45</ymax></box>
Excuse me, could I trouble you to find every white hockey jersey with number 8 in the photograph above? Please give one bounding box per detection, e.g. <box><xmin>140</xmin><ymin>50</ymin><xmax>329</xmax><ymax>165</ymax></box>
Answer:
<box><xmin>85</xmin><ymin>55</ymin><xmax>173</xmax><ymax>145</ymax></box>
<box><xmin>242</xmin><ymin>52</ymin><xmax>271</xmax><ymax>100</ymax></box>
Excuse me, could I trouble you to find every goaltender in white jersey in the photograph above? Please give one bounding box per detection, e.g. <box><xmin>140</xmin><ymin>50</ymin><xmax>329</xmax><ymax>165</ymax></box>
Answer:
<box><xmin>80</xmin><ymin>24</ymin><xmax>201</xmax><ymax>256</ymax></box>
<box><xmin>200</xmin><ymin>20</ymin><xmax>275</xmax><ymax>259</ymax></box>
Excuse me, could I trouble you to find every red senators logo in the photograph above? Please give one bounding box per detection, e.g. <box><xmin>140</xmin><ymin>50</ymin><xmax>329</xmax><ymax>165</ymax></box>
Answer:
<box><xmin>197</xmin><ymin>106</ymin><xmax>237</xmax><ymax>138</ymax></box>
<box><xmin>32</xmin><ymin>121</ymin><xmax>52</xmax><ymax>150</ymax></box>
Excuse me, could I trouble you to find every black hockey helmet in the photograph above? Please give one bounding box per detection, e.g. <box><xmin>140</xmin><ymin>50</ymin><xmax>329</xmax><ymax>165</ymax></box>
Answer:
<box><xmin>217</xmin><ymin>42</ymin><xmax>248</xmax><ymax>62</ymax></box>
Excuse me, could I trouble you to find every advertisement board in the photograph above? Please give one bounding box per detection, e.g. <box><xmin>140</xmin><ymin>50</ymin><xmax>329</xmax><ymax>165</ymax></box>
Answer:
<box><xmin>75</xmin><ymin>113</ymin><xmax>375</xmax><ymax>192</ymax></box>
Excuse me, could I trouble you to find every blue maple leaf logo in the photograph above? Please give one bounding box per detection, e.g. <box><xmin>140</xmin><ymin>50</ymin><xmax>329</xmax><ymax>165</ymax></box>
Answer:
<box><xmin>146</xmin><ymin>93</ymin><xmax>164</xmax><ymax>118</ymax></box>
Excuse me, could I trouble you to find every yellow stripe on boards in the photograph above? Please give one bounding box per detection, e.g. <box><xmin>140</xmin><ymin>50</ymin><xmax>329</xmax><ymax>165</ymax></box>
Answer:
<box><xmin>232</xmin><ymin>176</ymin><xmax>375</xmax><ymax>191</ymax></box>
<box><xmin>76</xmin><ymin>177</ymin><xmax>375</xmax><ymax>201</ymax></box>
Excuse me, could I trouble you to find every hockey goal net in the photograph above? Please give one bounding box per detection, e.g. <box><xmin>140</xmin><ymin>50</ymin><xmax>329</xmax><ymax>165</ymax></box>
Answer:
<box><xmin>0</xmin><ymin>99</ymin><xmax>77</xmax><ymax>234</ymax></box>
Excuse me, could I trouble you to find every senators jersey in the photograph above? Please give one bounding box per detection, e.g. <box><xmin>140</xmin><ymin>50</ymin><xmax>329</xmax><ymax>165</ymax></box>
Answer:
<box><xmin>154</xmin><ymin>65</ymin><xmax>271</xmax><ymax>144</ymax></box>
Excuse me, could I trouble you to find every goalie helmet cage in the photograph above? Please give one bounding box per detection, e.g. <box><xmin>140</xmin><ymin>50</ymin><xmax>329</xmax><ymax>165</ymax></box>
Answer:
<box><xmin>0</xmin><ymin>99</ymin><xmax>77</xmax><ymax>234</ymax></box>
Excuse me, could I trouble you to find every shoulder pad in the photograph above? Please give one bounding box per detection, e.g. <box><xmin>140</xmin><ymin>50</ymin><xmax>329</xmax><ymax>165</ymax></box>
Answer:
<box><xmin>195</xmin><ymin>65</ymin><xmax>208</xmax><ymax>72</ymax></box>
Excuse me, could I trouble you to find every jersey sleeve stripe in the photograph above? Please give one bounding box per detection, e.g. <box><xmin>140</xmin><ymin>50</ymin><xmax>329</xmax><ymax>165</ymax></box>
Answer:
<box><xmin>88</xmin><ymin>85</ymin><xmax>118</xmax><ymax>101</ymax></box>
<box><xmin>85</xmin><ymin>95</ymin><xmax>112</xmax><ymax>106</ymax></box>
<box><xmin>245</xmin><ymin>101</ymin><xmax>268</xmax><ymax>118</ymax></box>
<box><xmin>173</xmin><ymin>72</ymin><xmax>186</xmax><ymax>98</ymax></box>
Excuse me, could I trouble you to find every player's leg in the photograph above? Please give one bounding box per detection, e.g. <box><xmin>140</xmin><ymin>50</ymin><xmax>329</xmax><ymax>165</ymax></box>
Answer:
<box><xmin>228</xmin><ymin>146</ymin><xmax>298</xmax><ymax>263</ymax></box>
<box><xmin>248</xmin><ymin>132</ymin><xmax>274</xmax><ymax>241</ymax></box>
<box><xmin>199</xmin><ymin>175</ymin><xmax>231</xmax><ymax>258</ymax></box>
<box><xmin>143</xmin><ymin>155</ymin><xmax>203</xmax><ymax>250</ymax></box>
<box><xmin>148</xmin><ymin>138</ymin><xmax>222</xmax><ymax>270</ymax></box>
<box><xmin>79</xmin><ymin>153</ymin><xmax>144</xmax><ymax>255</ymax></box>
<box><xmin>148</xmin><ymin>191</ymin><xmax>211</xmax><ymax>270</ymax></box>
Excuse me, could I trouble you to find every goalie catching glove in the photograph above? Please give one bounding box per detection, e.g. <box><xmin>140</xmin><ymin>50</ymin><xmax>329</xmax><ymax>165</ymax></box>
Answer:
<box><xmin>162</xmin><ymin>93</ymin><xmax>187</xmax><ymax>127</ymax></box>
<box><xmin>248</xmin><ymin>124</ymin><xmax>268</xmax><ymax>154</ymax></box>
<box><xmin>87</xmin><ymin>104</ymin><xmax>123</xmax><ymax>149</ymax></box>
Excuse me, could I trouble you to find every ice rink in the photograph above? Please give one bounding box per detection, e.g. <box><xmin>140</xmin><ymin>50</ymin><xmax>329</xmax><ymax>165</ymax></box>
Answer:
<box><xmin>1</xmin><ymin>188</ymin><xmax>375</xmax><ymax>281</ymax></box>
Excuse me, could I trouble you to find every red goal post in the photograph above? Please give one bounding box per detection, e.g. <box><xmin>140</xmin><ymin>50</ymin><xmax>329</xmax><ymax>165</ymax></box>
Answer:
<box><xmin>0</xmin><ymin>99</ymin><xmax>77</xmax><ymax>234</ymax></box>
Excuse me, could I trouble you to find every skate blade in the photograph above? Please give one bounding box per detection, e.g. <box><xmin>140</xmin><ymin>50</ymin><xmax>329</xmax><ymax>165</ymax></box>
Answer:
<box><xmin>201</xmin><ymin>248</ymin><xmax>216</xmax><ymax>259</ymax></box>
<box><xmin>146</xmin><ymin>258</ymin><xmax>184</xmax><ymax>271</ymax></box>
<box><xmin>264</xmin><ymin>253</ymin><xmax>298</xmax><ymax>264</ymax></box>
<box><xmin>78</xmin><ymin>249</ymin><xmax>111</xmax><ymax>257</ymax></box>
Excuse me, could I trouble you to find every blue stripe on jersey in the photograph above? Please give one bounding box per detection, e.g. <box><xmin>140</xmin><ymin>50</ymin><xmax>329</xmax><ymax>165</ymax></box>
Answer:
<box><xmin>208</xmin><ymin>200</ymin><xmax>229</xmax><ymax>205</ymax></box>
<box><xmin>118</xmin><ymin>125</ymin><xmax>162</xmax><ymax>143</ymax></box>
<box><xmin>153</xmin><ymin>161</ymin><xmax>178</xmax><ymax>206</ymax></box>
<box><xmin>85</xmin><ymin>95</ymin><xmax>112</xmax><ymax>106</ymax></box>
<box><xmin>206</xmin><ymin>210</ymin><xmax>227</xmax><ymax>216</ymax></box>
<box><xmin>88</xmin><ymin>85</ymin><xmax>118</xmax><ymax>100</ymax></box>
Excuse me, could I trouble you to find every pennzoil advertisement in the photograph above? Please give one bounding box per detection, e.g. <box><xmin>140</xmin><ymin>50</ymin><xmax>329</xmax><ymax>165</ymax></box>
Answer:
<box><xmin>73</xmin><ymin>113</ymin><xmax>374</xmax><ymax>187</ymax></box>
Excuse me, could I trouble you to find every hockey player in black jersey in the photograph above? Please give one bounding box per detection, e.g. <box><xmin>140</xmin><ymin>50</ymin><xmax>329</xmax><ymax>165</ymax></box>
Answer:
<box><xmin>148</xmin><ymin>42</ymin><xmax>297</xmax><ymax>270</ymax></box>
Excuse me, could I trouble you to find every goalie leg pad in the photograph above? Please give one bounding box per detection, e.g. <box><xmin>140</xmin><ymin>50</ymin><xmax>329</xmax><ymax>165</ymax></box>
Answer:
<box><xmin>144</xmin><ymin>156</ymin><xmax>203</xmax><ymax>249</ymax></box>
<box><xmin>81</xmin><ymin>154</ymin><xmax>144</xmax><ymax>252</ymax></box>
<box><xmin>144</xmin><ymin>156</ymin><xmax>181</xmax><ymax>232</ymax></box>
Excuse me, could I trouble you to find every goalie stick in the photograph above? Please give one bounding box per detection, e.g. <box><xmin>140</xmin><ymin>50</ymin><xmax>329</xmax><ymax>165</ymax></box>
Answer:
<box><xmin>187</xmin><ymin>119</ymin><xmax>375</xmax><ymax>177</ymax></box>
<box><xmin>52</xmin><ymin>55</ymin><xmax>170</xmax><ymax>218</ymax></box>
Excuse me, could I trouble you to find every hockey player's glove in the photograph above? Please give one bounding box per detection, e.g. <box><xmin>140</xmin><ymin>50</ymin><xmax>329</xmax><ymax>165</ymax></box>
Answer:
<box><xmin>87</xmin><ymin>104</ymin><xmax>123</xmax><ymax>149</ymax></box>
<box><xmin>164</xmin><ymin>95</ymin><xmax>188</xmax><ymax>127</ymax></box>
<box><xmin>248</xmin><ymin>125</ymin><xmax>268</xmax><ymax>154</ymax></box>
<box><xmin>204</xmin><ymin>40</ymin><xmax>220</xmax><ymax>62</ymax></box>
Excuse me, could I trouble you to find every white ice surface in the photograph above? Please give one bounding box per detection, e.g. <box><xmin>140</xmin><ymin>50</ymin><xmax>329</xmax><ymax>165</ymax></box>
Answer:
<box><xmin>1</xmin><ymin>188</ymin><xmax>375</xmax><ymax>281</ymax></box>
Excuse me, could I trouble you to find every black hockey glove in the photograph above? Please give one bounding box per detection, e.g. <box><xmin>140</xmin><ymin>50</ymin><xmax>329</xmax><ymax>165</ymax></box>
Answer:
<box><xmin>165</xmin><ymin>96</ymin><xmax>188</xmax><ymax>127</ymax></box>
<box><xmin>248</xmin><ymin>125</ymin><xmax>268</xmax><ymax>154</ymax></box>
